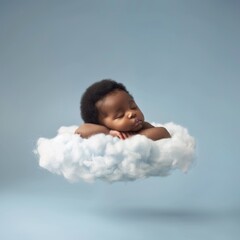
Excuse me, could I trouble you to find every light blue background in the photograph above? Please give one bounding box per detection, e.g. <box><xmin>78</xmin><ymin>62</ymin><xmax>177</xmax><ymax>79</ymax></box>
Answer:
<box><xmin>1</xmin><ymin>1</ymin><xmax>239</xmax><ymax>239</ymax></box>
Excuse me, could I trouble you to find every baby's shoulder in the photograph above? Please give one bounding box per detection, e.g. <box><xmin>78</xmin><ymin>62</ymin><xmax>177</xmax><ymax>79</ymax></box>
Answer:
<box><xmin>142</xmin><ymin>121</ymin><xmax>154</xmax><ymax>129</ymax></box>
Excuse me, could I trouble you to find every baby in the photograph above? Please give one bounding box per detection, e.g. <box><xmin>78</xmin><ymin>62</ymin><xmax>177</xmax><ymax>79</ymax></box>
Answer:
<box><xmin>75</xmin><ymin>79</ymin><xmax>171</xmax><ymax>140</ymax></box>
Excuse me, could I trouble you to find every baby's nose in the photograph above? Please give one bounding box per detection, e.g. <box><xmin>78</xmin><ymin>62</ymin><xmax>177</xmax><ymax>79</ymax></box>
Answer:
<box><xmin>128</xmin><ymin>111</ymin><xmax>136</xmax><ymax>118</ymax></box>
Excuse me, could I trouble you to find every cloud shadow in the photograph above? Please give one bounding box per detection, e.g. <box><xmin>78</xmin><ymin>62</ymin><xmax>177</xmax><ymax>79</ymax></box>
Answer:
<box><xmin>99</xmin><ymin>207</ymin><xmax>240</xmax><ymax>223</ymax></box>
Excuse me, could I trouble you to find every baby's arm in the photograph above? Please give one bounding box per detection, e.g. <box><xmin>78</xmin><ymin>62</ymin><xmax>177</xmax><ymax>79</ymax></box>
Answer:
<box><xmin>138</xmin><ymin>122</ymin><xmax>171</xmax><ymax>140</ymax></box>
<box><xmin>75</xmin><ymin>123</ymin><xmax>110</xmax><ymax>138</ymax></box>
<box><xmin>109</xmin><ymin>130</ymin><xmax>135</xmax><ymax>140</ymax></box>
<box><xmin>75</xmin><ymin>124</ymin><xmax>134</xmax><ymax>139</ymax></box>
<box><xmin>75</xmin><ymin>122</ymin><xmax>171</xmax><ymax>141</ymax></box>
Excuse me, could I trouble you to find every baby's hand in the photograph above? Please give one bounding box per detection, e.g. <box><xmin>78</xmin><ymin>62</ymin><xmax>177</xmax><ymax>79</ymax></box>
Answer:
<box><xmin>109</xmin><ymin>130</ymin><xmax>135</xmax><ymax>140</ymax></box>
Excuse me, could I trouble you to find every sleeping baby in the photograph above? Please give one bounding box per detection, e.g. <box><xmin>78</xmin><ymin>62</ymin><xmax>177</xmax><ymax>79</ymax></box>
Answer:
<box><xmin>75</xmin><ymin>79</ymin><xmax>171</xmax><ymax>140</ymax></box>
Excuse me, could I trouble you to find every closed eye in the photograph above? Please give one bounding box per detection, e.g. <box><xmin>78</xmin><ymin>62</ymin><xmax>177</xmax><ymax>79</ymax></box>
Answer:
<box><xmin>114</xmin><ymin>113</ymin><xmax>124</xmax><ymax>119</ymax></box>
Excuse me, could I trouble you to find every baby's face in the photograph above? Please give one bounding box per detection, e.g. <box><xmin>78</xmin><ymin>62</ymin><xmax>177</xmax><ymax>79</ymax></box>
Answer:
<box><xmin>96</xmin><ymin>90</ymin><xmax>144</xmax><ymax>132</ymax></box>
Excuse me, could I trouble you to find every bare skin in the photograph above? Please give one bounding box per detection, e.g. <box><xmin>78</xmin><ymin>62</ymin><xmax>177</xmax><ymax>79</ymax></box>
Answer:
<box><xmin>75</xmin><ymin>90</ymin><xmax>171</xmax><ymax>141</ymax></box>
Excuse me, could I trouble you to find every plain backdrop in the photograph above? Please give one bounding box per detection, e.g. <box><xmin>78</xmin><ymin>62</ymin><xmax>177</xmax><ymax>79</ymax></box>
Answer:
<box><xmin>0</xmin><ymin>1</ymin><xmax>239</xmax><ymax>240</ymax></box>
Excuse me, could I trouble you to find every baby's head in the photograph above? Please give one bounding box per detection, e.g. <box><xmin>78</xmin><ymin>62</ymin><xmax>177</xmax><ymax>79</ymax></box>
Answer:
<box><xmin>80</xmin><ymin>79</ymin><xmax>145</xmax><ymax>132</ymax></box>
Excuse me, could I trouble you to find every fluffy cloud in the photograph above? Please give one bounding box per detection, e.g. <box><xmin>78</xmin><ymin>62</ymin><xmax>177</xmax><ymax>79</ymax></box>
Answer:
<box><xmin>35</xmin><ymin>123</ymin><xmax>195</xmax><ymax>183</ymax></box>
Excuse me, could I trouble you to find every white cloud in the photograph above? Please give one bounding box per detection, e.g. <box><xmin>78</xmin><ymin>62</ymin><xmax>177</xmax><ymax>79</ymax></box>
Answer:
<box><xmin>35</xmin><ymin>123</ymin><xmax>195</xmax><ymax>183</ymax></box>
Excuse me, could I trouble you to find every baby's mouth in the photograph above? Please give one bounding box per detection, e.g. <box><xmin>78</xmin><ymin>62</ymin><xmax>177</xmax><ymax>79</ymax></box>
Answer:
<box><xmin>133</xmin><ymin>119</ymin><xmax>143</xmax><ymax>129</ymax></box>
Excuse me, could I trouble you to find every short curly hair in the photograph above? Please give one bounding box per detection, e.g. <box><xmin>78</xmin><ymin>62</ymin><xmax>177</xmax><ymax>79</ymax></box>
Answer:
<box><xmin>80</xmin><ymin>79</ymin><xmax>130</xmax><ymax>124</ymax></box>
